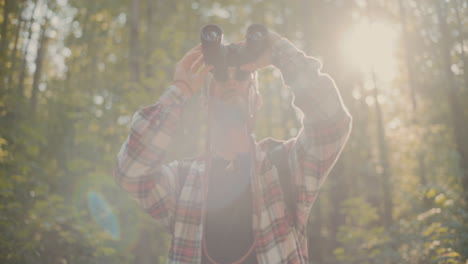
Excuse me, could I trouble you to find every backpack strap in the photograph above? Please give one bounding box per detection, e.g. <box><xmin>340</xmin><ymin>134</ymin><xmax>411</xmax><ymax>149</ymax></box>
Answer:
<box><xmin>268</xmin><ymin>143</ymin><xmax>296</xmax><ymax>226</ymax></box>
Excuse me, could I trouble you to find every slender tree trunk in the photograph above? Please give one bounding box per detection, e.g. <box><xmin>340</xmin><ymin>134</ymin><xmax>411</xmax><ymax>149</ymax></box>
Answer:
<box><xmin>328</xmin><ymin>159</ymin><xmax>346</xmax><ymax>253</ymax></box>
<box><xmin>397</xmin><ymin>0</ymin><xmax>418</xmax><ymax>112</ymax></box>
<box><xmin>277</xmin><ymin>2</ymin><xmax>292</xmax><ymax>139</ymax></box>
<box><xmin>30</xmin><ymin>25</ymin><xmax>47</xmax><ymax>113</ymax></box>
<box><xmin>17</xmin><ymin>0</ymin><xmax>39</xmax><ymax>98</ymax></box>
<box><xmin>365</xmin><ymin>0</ymin><xmax>393</xmax><ymax>230</ymax></box>
<box><xmin>253</xmin><ymin>0</ymin><xmax>265</xmax><ymax>25</ymax></box>
<box><xmin>371</xmin><ymin>70</ymin><xmax>393</xmax><ymax>228</ymax></box>
<box><xmin>133</xmin><ymin>230</ymin><xmax>153</xmax><ymax>264</ymax></box>
<box><xmin>308</xmin><ymin>197</ymin><xmax>323</xmax><ymax>264</ymax></box>
<box><xmin>352</xmin><ymin>79</ymin><xmax>379</xmax><ymax>207</ymax></box>
<box><xmin>0</xmin><ymin>0</ymin><xmax>11</xmax><ymax>59</ymax></box>
<box><xmin>453</xmin><ymin>0</ymin><xmax>468</xmax><ymax>91</ymax></box>
<box><xmin>6</xmin><ymin>12</ymin><xmax>23</xmax><ymax>91</ymax></box>
<box><xmin>434</xmin><ymin>0</ymin><xmax>468</xmax><ymax>204</ymax></box>
<box><xmin>398</xmin><ymin>0</ymin><xmax>432</xmax><ymax>196</ymax></box>
<box><xmin>0</xmin><ymin>0</ymin><xmax>12</xmax><ymax>82</ymax></box>
<box><xmin>129</xmin><ymin>0</ymin><xmax>140</xmax><ymax>83</ymax></box>
<box><xmin>79</xmin><ymin>0</ymin><xmax>91</xmax><ymax>42</ymax></box>
<box><xmin>144</xmin><ymin>0</ymin><xmax>153</xmax><ymax>78</ymax></box>
<box><xmin>417</xmin><ymin>151</ymin><xmax>432</xmax><ymax>210</ymax></box>
<box><xmin>183</xmin><ymin>2</ymin><xmax>190</xmax><ymax>45</ymax></box>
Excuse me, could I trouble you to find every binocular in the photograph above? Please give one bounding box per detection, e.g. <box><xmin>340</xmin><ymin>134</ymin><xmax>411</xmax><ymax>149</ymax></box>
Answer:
<box><xmin>200</xmin><ymin>24</ymin><xmax>269</xmax><ymax>82</ymax></box>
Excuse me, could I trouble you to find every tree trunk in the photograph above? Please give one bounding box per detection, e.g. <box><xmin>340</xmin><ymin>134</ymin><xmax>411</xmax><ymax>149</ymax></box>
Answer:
<box><xmin>398</xmin><ymin>0</ymin><xmax>432</xmax><ymax>198</ymax></box>
<box><xmin>30</xmin><ymin>25</ymin><xmax>47</xmax><ymax>113</ymax></box>
<box><xmin>328</xmin><ymin>159</ymin><xmax>346</xmax><ymax>253</ymax></box>
<box><xmin>129</xmin><ymin>0</ymin><xmax>140</xmax><ymax>83</ymax></box>
<box><xmin>434</xmin><ymin>0</ymin><xmax>468</xmax><ymax>204</ymax></box>
<box><xmin>365</xmin><ymin>0</ymin><xmax>393</xmax><ymax>229</ymax></box>
<box><xmin>0</xmin><ymin>0</ymin><xmax>11</xmax><ymax>59</ymax></box>
<box><xmin>308</xmin><ymin>197</ymin><xmax>323</xmax><ymax>264</ymax></box>
<box><xmin>417</xmin><ymin>151</ymin><xmax>432</xmax><ymax>210</ymax></box>
<box><xmin>17</xmin><ymin>0</ymin><xmax>39</xmax><ymax>98</ymax></box>
<box><xmin>453</xmin><ymin>0</ymin><xmax>468</xmax><ymax>91</ymax></box>
<box><xmin>144</xmin><ymin>0</ymin><xmax>153</xmax><ymax>78</ymax></box>
<box><xmin>0</xmin><ymin>0</ymin><xmax>12</xmax><ymax>82</ymax></box>
<box><xmin>6</xmin><ymin>10</ymin><xmax>23</xmax><ymax>92</ymax></box>
<box><xmin>397</xmin><ymin>0</ymin><xmax>418</xmax><ymax>113</ymax></box>
<box><xmin>372</xmin><ymin>70</ymin><xmax>393</xmax><ymax>228</ymax></box>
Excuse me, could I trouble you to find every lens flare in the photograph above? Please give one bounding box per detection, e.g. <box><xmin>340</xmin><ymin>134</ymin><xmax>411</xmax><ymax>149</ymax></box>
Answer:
<box><xmin>71</xmin><ymin>175</ymin><xmax>143</xmax><ymax>251</ymax></box>
<box><xmin>87</xmin><ymin>191</ymin><xmax>120</xmax><ymax>239</ymax></box>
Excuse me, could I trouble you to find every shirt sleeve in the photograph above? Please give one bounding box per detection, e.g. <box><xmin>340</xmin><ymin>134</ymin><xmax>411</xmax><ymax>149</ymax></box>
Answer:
<box><xmin>114</xmin><ymin>85</ymin><xmax>188</xmax><ymax>230</ymax></box>
<box><xmin>271</xmin><ymin>39</ymin><xmax>353</xmax><ymax>228</ymax></box>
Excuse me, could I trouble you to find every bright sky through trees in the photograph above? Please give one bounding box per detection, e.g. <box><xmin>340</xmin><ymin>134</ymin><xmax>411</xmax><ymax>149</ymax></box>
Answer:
<box><xmin>342</xmin><ymin>20</ymin><xmax>399</xmax><ymax>82</ymax></box>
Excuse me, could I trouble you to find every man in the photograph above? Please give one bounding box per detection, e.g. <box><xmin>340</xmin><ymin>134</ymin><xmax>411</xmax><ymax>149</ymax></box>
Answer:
<box><xmin>114</xmin><ymin>28</ymin><xmax>352</xmax><ymax>264</ymax></box>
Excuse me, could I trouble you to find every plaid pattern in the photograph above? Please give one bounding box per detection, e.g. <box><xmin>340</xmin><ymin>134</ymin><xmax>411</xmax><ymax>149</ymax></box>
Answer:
<box><xmin>115</xmin><ymin>39</ymin><xmax>352</xmax><ymax>264</ymax></box>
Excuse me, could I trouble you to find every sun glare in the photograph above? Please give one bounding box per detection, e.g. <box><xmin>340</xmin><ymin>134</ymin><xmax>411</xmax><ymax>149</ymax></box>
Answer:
<box><xmin>342</xmin><ymin>21</ymin><xmax>399</xmax><ymax>82</ymax></box>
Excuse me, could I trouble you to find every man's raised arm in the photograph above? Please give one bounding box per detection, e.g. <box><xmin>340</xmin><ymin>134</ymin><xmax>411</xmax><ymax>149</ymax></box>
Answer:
<box><xmin>271</xmin><ymin>38</ymin><xmax>353</xmax><ymax>228</ymax></box>
<box><xmin>114</xmin><ymin>44</ymin><xmax>212</xmax><ymax>229</ymax></box>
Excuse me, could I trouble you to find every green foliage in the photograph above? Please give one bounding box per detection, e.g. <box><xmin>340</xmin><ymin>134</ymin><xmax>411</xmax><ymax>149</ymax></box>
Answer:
<box><xmin>392</xmin><ymin>188</ymin><xmax>468</xmax><ymax>264</ymax></box>
<box><xmin>333</xmin><ymin>197</ymin><xmax>387</xmax><ymax>263</ymax></box>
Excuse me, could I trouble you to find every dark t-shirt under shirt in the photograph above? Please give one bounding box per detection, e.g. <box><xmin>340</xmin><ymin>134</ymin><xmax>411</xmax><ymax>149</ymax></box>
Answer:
<box><xmin>201</xmin><ymin>153</ymin><xmax>258</xmax><ymax>264</ymax></box>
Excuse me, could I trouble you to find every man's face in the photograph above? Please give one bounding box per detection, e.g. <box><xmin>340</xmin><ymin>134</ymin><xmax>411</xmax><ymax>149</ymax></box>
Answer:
<box><xmin>209</xmin><ymin>68</ymin><xmax>257</xmax><ymax>129</ymax></box>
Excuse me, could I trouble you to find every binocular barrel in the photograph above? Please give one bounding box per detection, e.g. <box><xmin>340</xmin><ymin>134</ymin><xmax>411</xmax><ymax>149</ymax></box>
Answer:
<box><xmin>245</xmin><ymin>24</ymin><xmax>268</xmax><ymax>57</ymax></box>
<box><xmin>200</xmin><ymin>24</ymin><xmax>224</xmax><ymax>66</ymax></box>
<box><xmin>200</xmin><ymin>24</ymin><xmax>269</xmax><ymax>68</ymax></box>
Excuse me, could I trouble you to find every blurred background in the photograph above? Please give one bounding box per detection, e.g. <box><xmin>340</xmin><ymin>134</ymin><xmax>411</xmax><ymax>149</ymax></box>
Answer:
<box><xmin>0</xmin><ymin>0</ymin><xmax>467</xmax><ymax>263</ymax></box>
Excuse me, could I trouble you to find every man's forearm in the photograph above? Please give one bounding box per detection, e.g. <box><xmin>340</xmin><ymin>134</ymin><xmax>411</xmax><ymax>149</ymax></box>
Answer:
<box><xmin>115</xmin><ymin>85</ymin><xmax>188</xmax><ymax>192</ymax></box>
<box><xmin>271</xmin><ymin>38</ymin><xmax>352</xmax><ymax>129</ymax></box>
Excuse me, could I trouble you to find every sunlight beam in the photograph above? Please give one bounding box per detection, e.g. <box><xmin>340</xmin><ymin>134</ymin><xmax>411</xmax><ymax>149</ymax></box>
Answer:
<box><xmin>342</xmin><ymin>21</ymin><xmax>399</xmax><ymax>82</ymax></box>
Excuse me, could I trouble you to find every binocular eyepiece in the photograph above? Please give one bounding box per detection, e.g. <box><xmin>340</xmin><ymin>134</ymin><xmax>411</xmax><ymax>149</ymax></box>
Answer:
<box><xmin>200</xmin><ymin>24</ymin><xmax>269</xmax><ymax>81</ymax></box>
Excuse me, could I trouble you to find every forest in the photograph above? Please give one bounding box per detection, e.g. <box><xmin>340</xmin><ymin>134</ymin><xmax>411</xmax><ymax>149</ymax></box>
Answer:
<box><xmin>0</xmin><ymin>0</ymin><xmax>467</xmax><ymax>263</ymax></box>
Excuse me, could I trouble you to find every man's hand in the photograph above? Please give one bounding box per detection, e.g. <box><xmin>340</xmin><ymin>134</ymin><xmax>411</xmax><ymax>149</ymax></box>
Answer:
<box><xmin>240</xmin><ymin>30</ymin><xmax>283</xmax><ymax>72</ymax></box>
<box><xmin>173</xmin><ymin>44</ymin><xmax>213</xmax><ymax>97</ymax></box>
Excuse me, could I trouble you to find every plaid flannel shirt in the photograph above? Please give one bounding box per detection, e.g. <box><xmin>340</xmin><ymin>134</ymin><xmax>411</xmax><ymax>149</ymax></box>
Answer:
<box><xmin>115</xmin><ymin>39</ymin><xmax>352</xmax><ymax>264</ymax></box>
